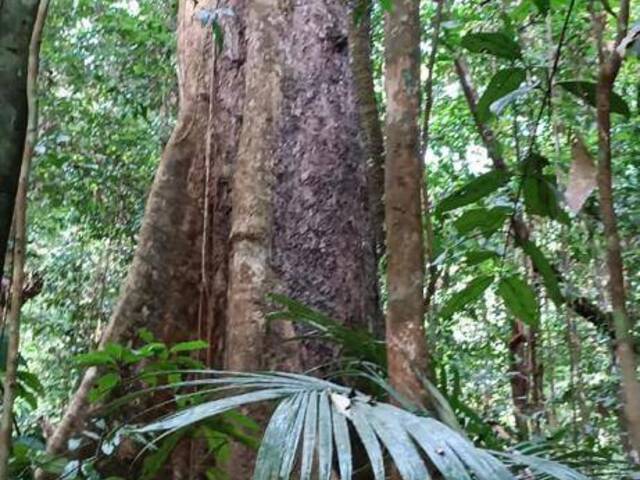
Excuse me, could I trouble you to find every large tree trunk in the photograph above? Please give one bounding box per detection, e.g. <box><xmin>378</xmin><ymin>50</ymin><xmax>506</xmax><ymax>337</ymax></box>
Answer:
<box><xmin>45</xmin><ymin>0</ymin><xmax>380</xmax><ymax>473</ymax></box>
<box><xmin>0</xmin><ymin>0</ymin><xmax>40</xmax><ymax>277</ymax></box>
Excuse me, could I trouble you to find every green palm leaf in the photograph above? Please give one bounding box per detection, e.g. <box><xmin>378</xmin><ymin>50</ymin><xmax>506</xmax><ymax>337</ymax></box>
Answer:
<box><xmin>129</xmin><ymin>371</ymin><xmax>589</xmax><ymax>480</ymax></box>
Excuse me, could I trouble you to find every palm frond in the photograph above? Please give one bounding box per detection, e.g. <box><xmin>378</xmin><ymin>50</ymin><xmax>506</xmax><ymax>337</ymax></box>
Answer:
<box><xmin>129</xmin><ymin>371</ymin><xmax>590</xmax><ymax>480</ymax></box>
<box><xmin>267</xmin><ymin>294</ymin><xmax>386</xmax><ymax>367</ymax></box>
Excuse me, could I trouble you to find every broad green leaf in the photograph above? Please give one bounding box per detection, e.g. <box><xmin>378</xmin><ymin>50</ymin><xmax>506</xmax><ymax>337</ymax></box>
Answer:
<box><xmin>437</xmin><ymin>170</ymin><xmax>510</xmax><ymax>214</ymax></box>
<box><xmin>533</xmin><ymin>0</ymin><xmax>550</xmax><ymax>15</ymax></box>
<box><xmin>461</xmin><ymin>32</ymin><xmax>522</xmax><ymax>60</ymax></box>
<box><xmin>465</xmin><ymin>250</ymin><xmax>499</xmax><ymax>266</ymax></box>
<box><xmin>170</xmin><ymin>340</ymin><xmax>209</xmax><ymax>354</ymax></box>
<box><xmin>523</xmin><ymin>175</ymin><xmax>569</xmax><ymax>224</ymax></box>
<box><xmin>519</xmin><ymin>240</ymin><xmax>563</xmax><ymax>306</ymax></box>
<box><xmin>138</xmin><ymin>328</ymin><xmax>155</xmax><ymax>343</ymax></box>
<box><xmin>558</xmin><ymin>81</ymin><xmax>630</xmax><ymax>117</ymax></box>
<box><xmin>521</xmin><ymin>154</ymin><xmax>569</xmax><ymax>224</ymax></box>
<box><xmin>498</xmin><ymin>275</ymin><xmax>539</xmax><ymax>327</ymax></box>
<box><xmin>74</xmin><ymin>351</ymin><xmax>117</xmax><ymax>367</ymax></box>
<box><xmin>90</xmin><ymin>372</ymin><xmax>121</xmax><ymax>403</ymax></box>
<box><xmin>454</xmin><ymin>207</ymin><xmax>511</xmax><ymax>236</ymax></box>
<box><xmin>378</xmin><ymin>0</ymin><xmax>393</xmax><ymax>11</ymax></box>
<box><xmin>17</xmin><ymin>370</ymin><xmax>45</xmax><ymax>396</ymax></box>
<box><xmin>16</xmin><ymin>384</ymin><xmax>38</xmax><ymax>409</ymax></box>
<box><xmin>440</xmin><ymin>275</ymin><xmax>494</xmax><ymax>319</ymax></box>
<box><xmin>477</xmin><ymin>68</ymin><xmax>526</xmax><ymax>122</ymax></box>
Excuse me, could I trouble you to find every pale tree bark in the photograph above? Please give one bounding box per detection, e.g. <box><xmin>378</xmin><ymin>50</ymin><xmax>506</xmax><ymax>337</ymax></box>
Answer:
<box><xmin>383</xmin><ymin>0</ymin><xmax>431</xmax><ymax>406</ymax></box>
<box><xmin>593</xmin><ymin>0</ymin><xmax>640</xmax><ymax>462</ymax></box>
<box><xmin>0</xmin><ymin>0</ymin><xmax>40</xmax><ymax>277</ymax></box>
<box><xmin>45</xmin><ymin>0</ymin><xmax>380</xmax><ymax>474</ymax></box>
<box><xmin>0</xmin><ymin>1</ymin><xmax>49</xmax><ymax>478</ymax></box>
<box><xmin>224</xmin><ymin>2</ymin><xmax>284</xmax><ymax>476</ymax></box>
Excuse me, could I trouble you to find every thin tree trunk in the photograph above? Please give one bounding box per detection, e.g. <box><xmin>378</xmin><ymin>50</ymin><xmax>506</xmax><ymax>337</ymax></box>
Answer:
<box><xmin>453</xmin><ymin>56</ymin><xmax>506</xmax><ymax>170</ymax></box>
<box><xmin>0</xmin><ymin>1</ymin><xmax>49</xmax><ymax>477</ymax></box>
<box><xmin>348</xmin><ymin>0</ymin><xmax>386</xmax><ymax>266</ymax></box>
<box><xmin>383</xmin><ymin>0</ymin><xmax>431</xmax><ymax>406</ymax></box>
<box><xmin>508</xmin><ymin>320</ymin><xmax>530</xmax><ymax>440</ymax></box>
<box><xmin>348</xmin><ymin>1</ymin><xmax>386</xmax><ymax>339</ymax></box>
<box><xmin>0</xmin><ymin>0</ymin><xmax>40</xmax><ymax>278</ymax></box>
<box><xmin>422</xmin><ymin>0</ymin><xmax>444</xmax><ymax>313</ymax></box>
<box><xmin>593</xmin><ymin>0</ymin><xmax>640</xmax><ymax>459</ymax></box>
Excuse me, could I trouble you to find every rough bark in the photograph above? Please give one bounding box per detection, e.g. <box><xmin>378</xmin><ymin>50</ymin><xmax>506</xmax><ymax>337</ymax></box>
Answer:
<box><xmin>43</xmin><ymin>0</ymin><xmax>232</xmax><ymax>460</ymax></box>
<box><xmin>594</xmin><ymin>0</ymin><xmax>640</xmax><ymax>459</ymax></box>
<box><xmin>348</xmin><ymin>0</ymin><xmax>385</xmax><ymax>337</ymax></box>
<box><xmin>383</xmin><ymin>0</ymin><xmax>430</xmax><ymax>406</ymax></box>
<box><xmin>0</xmin><ymin>2</ymin><xmax>48</xmax><ymax>477</ymax></box>
<box><xmin>0</xmin><ymin>0</ymin><xmax>40</xmax><ymax>277</ymax></box>
<box><xmin>272</xmin><ymin>0</ymin><xmax>379</xmax><ymax>370</ymax></box>
<box><xmin>348</xmin><ymin>0</ymin><xmax>385</xmax><ymax>265</ymax></box>
<box><xmin>46</xmin><ymin>0</ymin><xmax>380</xmax><ymax>473</ymax></box>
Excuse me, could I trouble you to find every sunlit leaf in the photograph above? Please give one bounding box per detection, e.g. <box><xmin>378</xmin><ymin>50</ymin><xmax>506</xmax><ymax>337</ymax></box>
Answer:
<box><xmin>74</xmin><ymin>351</ymin><xmax>117</xmax><ymax>367</ymax></box>
<box><xmin>170</xmin><ymin>340</ymin><xmax>209</xmax><ymax>354</ymax></box>
<box><xmin>465</xmin><ymin>249</ymin><xmax>499</xmax><ymax>266</ymax></box>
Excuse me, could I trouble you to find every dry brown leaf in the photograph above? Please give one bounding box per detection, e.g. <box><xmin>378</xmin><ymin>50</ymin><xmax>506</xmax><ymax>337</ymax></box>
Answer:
<box><xmin>566</xmin><ymin>136</ymin><xmax>597</xmax><ymax>213</ymax></box>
